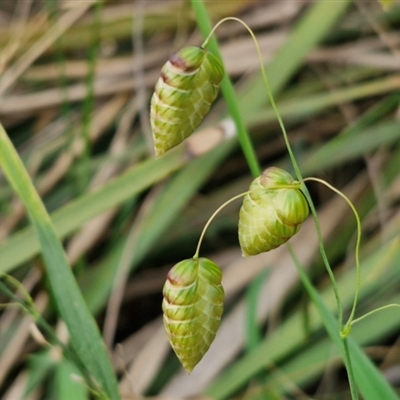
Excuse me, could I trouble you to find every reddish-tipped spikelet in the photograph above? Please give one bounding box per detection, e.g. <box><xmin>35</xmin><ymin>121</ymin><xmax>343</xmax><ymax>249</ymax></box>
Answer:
<box><xmin>150</xmin><ymin>46</ymin><xmax>224</xmax><ymax>157</ymax></box>
<box><xmin>162</xmin><ymin>257</ymin><xmax>224</xmax><ymax>372</ymax></box>
<box><xmin>238</xmin><ymin>167</ymin><xmax>309</xmax><ymax>256</ymax></box>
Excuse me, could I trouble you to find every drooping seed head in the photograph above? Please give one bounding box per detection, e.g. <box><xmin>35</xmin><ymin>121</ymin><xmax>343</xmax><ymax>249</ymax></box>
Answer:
<box><xmin>162</xmin><ymin>257</ymin><xmax>224</xmax><ymax>372</ymax></box>
<box><xmin>238</xmin><ymin>167</ymin><xmax>309</xmax><ymax>256</ymax></box>
<box><xmin>150</xmin><ymin>46</ymin><xmax>224</xmax><ymax>157</ymax></box>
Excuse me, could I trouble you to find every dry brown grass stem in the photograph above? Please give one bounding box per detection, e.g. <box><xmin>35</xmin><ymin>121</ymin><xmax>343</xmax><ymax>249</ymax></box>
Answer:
<box><xmin>0</xmin><ymin>1</ymin><xmax>96</xmax><ymax>96</ymax></box>
<box><xmin>0</xmin><ymin>0</ymin><xmax>34</xmax><ymax>74</ymax></box>
<box><xmin>66</xmin><ymin>97</ymin><xmax>138</xmax><ymax>265</ymax></box>
<box><xmin>0</xmin><ymin>94</ymin><xmax>128</xmax><ymax>241</ymax></box>
<box><xmin>0</xmin><ymin>291</ymin><xmax>48</xmax><ymax>386</ymax></box>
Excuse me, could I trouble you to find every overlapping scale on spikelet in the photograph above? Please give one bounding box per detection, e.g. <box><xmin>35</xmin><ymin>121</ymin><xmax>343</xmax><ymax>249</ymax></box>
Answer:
<box><xmin>238</xmin><ymin>167</ymin><xmax>309</xmax><ymax>256</ymax></box>
<box><xmin>150</xmin><ymin>46</ymin><xmax>224</xmax><ymax>157</ymax></box>
<box><xmin>162</xmin><ymin>257</ymin><xmax>224</xmax><ymax>372</ymax></box>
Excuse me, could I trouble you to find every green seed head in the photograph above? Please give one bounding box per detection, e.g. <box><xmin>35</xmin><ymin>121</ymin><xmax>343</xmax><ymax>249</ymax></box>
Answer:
<box><xmin>162</xmin><ymin>257</ymin><xmax>224</xmax><ymax>372</ymax></box>
<box><xmin>238</xmin><ymin>167</ymin><xmax>309</xmax><ymax>256</ymax></box>
<box><xmin>150</xmin><ymin>46</ymin><xmax>224</xmax><ymax>157</ymax></box>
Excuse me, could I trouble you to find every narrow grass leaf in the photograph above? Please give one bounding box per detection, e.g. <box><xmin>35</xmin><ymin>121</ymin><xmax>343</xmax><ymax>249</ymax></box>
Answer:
<box><xmin>0</xmin><ymin>146</ymin><xmax>186</xmax><ymax>273</ymax></box>
<box><xmin>245</xmin><ymin>269</ymin><xmax>269</xmax><ymax>352</ymax></box>
<box><xmin>191</xmin><ymin>0</ymin><xmax>261</xmax><ymax>177</ymax></box>
<box><xmin>301</xmin><ymin>120</ymin><xmax>400</xmax><ymax>174</ymax></box>
<box><xmin>0</xmin><ymin>123</ymin><xmax>119</xmax><ymax>399</ymax></box>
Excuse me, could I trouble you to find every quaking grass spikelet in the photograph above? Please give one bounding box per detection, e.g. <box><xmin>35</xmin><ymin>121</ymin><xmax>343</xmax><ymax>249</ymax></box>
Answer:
<box><xmin>239</xmin><ymin>167</ymin><xmax>309</xmax><ymax>256</ymax></box>
<box><xmin>162</xmin><ymin>257</ymin><xmax>224</xmax><ymax>372</ymax></box>
<box><xmin>150</xmin><ymin>46</ymin><xmax>224</xmax><ymax>157</ymax></box>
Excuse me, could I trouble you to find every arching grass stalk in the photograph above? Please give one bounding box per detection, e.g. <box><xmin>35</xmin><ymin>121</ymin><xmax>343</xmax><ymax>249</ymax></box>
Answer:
<box><xmin>191</xmin><ymin>5</ymin><xmax>343</xmax><ymax>330</ymax></box>
<box><xmin>351</xmin><ymin>304</ymin><xmax>400</xmax><ymax>326</ymax></box>
<box><xmin>302</xmin><ymin>177</ymin><xmax>363</xmax><ymax>400</ymax></box>
<box><xmin>193</xmin><ymin>192</ymin><xmax>248</xmax><ymax>259</ymax></box>
<box><xmin>190</xmin><ymin>4</ymin><xmax>361</xmax><ymax>397</ymax></box>
<box><xmin>341</xmin><ymin>335</ymin><xmax>359</xmax><ymax>399</ymax></box>
<box><xmin>303</xmin><ymin>177</ymin><xmax>362</xmax><ymax>332</ymax></box>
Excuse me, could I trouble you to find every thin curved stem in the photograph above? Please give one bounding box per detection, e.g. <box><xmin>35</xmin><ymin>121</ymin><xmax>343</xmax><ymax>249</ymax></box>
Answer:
<box><xmin>191</xmin><ymin>7</ymin><xmax>359</xmax><ymax>398</ymax></box>
<box><xmin>202</xmin><ymin>17</ymin><xmax>245</xmax><ymax>48</ymax></box>
<box><xmin>194</xmin><ymin>192</ymin><xmax>248</xmax><ymax>259</ymax></box>
<box><xmin>303</xmin><ymin>177</ymin><xmax>362</xmax><ymax>331</ymax></box>
<box><xmin>0</xmin><ymin>275</ymin><xmax>93</xmax><ymax>388</ymax></box>
<box><xmin>235</xmin><ymin>22</ymin><xmax>345</xmax><ymax>327</ymax></box>
<box><xmin>351</xmin><ymin>303</ymin><xmax>400</xmax><ymax>327</ymax></box>
<box><xmin>191</xmin><ymin>7</ymin><xmax>360</xmax><ymax>400</ymax></box>
<box><xmin>196</xmin><ymin>11</ymin><xmax>343</xmax><ymax>327</ymax></box>
<box><xmin>203</xmin><ymin>17</ymin><xmax>294</xmax><ymax>162</ymax></box>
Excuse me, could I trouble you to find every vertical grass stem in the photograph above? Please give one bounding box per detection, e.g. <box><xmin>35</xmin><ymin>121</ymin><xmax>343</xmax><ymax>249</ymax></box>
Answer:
<box><xmin>190</xmin><ymin>0</ymin><xmax>261</xmax><ymax>178</ymax></box>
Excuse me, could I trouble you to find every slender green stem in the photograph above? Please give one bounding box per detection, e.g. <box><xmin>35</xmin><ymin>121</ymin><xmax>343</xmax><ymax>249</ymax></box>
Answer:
<box><xmin>248</xmin><ymin>36</ymin><xmax>344</xmax><ymax>327</ymax></box>
<box><xmin>194</xmin><ymin>192</ymin><xmax>248</xmax><ymax>259</ymax></box>
<box><xmin>288</xmin><ymin>244</ymin><xmax>359</xmax><ymax>400</ymax></box>
<box><xmin>190</xmin><ymin>6</ymin><xmax>360</xmax><ymax>398</ymax></box>
<box><xmin>204</xmin><ymin>17</ymin><xmax>302</xmax><ymax>180</ymax></box>
<box><xmin>303</xmin><ymin>177</ymin><xmax>362</xmax><ymax>330</ymax></box>
<box><xmin>190</xmin><ymin>1</ymin><xmax>261</xmax><ymax>178</ymax></box>
<box><xmin>351</xmin><ymin>304</ymin><xmax>400</xmax><ymax>326</ymax></box>
<box><xmin>0</xmin><ymin>275</ymin><xmax>93</xmax><ymax>387</ymax></box>
<box><xmin>190</xmin><ymin>5</ymin><xmax>342</xmax><ymax>329</ymax></box>
<box><xmin>342</xmin><ymin>337</ymin><xmax>360</xmax><ymax>400</ymax></box>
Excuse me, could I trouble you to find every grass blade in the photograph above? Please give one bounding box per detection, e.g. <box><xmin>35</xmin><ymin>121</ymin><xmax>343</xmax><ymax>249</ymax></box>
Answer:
<box><xmin>0</xmin><ymin>145</ymin><xmax>186</xmax><ymax>272</ymax></box>
<box><xmin>0</xmin><ymin>123</ymin><xmax>119</xmax><ymax>399</ymax></box>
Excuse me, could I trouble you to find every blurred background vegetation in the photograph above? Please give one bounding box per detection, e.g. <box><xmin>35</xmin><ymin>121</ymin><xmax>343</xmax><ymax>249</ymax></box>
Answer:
<box><xmin>1</xmin><ymin>0</ymin><xmax>400</xmax><ymax>399</ymax></box>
